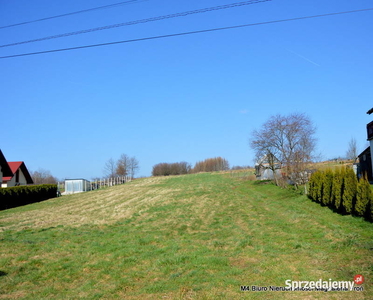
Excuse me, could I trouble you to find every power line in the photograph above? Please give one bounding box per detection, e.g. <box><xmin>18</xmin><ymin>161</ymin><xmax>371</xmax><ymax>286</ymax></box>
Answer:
<box><xmin>0</xmin><ymin>0</ymin><xmax>270</xmax><ymax>48</ymax></box>
<box><xmin>0</xmin><ymin>8</ymin><xmax>372</xmax><ymax>60</ymax></box>
<box><xmin>0</xmin><ymin>0</ymin><xmax>147</xmax><ymax>30</ymax></box>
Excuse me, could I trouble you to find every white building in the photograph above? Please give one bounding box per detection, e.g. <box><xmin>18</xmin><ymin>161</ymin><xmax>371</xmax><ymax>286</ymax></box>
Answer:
<box><xmin>64</xmin><ymin>179</ymin><xmax>91</xmax><ymax>194</ymax></box>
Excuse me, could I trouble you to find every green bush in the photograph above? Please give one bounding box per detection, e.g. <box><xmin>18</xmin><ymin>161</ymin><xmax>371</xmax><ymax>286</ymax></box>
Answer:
<box><xmin>322</xmin><ymin>169</ymin><xmax>333</xmax><ymax>207</ymax></box>
<box><xmin>355</xmin><ymin>176</ymin><xmax>372</xmax><ymax>217</ymax></box>
<box><xmin>307</xmin><ymin>167</ymin><xmax>372</xmax><ymax>222</ymax></box>
<box><xmin>332</xmin><ymin>168</ymin><xmax>344</xmax><ymax>211</ymax></box>
<box><xmin>342</xmin><ymin>167</ymin><xmax>357</xmax><ymax>214</ymax></box>
<box><xmin>0</xmin><ymin>184</ymin><xmax>57</xmax><ymax>210</ymax></box>
<box><xmin>316</xmin><ymin>171</ymin><xmax>325</xmax><ymax>204</ymax></box>
<box><xmin>308</xmin><ymin>171</ymin><xmax>322</xmax><ymax>203</ymax></box>
<box><xmin>308</xmin><ymin>171</ymin><xmax>317</xmax><ymax>201</ymax></box>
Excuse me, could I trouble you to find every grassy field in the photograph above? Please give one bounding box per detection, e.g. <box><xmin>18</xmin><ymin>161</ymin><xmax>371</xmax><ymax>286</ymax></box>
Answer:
<box><xmin>0</xmin><ymin>172</ymin><xmax>372</xmax><ymax>299</ymax></box>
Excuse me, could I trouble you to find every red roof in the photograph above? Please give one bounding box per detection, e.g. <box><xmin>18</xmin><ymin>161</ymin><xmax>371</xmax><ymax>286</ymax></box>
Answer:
<box><xmin>3</xmin><ymin>161</ymin><xmax>34</xmax><ymax>184</ymax></box>
<box><xmin>8</xmin><ymin>161</ymin><xmax>23</xmax><ymax>174</ymax></box>
<box><xmin>3</xmin><ymin>162</ymin><xmax>22</xmax><ymax>181</ymax></box>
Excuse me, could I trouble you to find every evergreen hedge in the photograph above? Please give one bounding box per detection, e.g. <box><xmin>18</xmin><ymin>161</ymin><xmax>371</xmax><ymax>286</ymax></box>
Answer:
<box><xmin>355</xmin><ymin>176</ymin><xmax>372</xmax><ymax>217</ymax></box>
<box><xmin>322</xmin><ymin>169</ymin><xmax>333</xmax><ymax>206</ymax></box>
<box><xmin>332</xmin><ymin>168</ymin><xmax>344</xmax><ymax>211</ymax></box>
<box><xmin>0</xmin><ymin>184</ymin><xmax>57</xmax><ymax>210</ymax></box>
<box><xmin>342</xmin><ymin>167</ymin><xmax>357</xmax><ymax>214</ymax></box>
<box><xmin>308</xmin><ymin>167</ymin><xmax>372</xmax><ymax>221</ymax></box>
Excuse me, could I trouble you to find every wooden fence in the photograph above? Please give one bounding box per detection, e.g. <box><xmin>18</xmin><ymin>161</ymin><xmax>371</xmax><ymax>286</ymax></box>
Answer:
<box><xmin>91</xmin><ymin>176</ymin><xmax>132</xmax><ymax>190</ymax></box>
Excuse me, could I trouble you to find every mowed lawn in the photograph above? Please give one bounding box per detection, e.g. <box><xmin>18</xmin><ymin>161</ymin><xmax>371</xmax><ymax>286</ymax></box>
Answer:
<box><xmin>0</xmin><ymin>172</ymin><xmax>372</xmax><ymax>299</ymax></box>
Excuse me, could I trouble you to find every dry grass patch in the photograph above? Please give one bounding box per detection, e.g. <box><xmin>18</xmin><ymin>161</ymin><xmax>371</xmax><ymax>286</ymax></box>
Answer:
<box><xmin>0</xmin><ymin>176</ymin><xmax>181</xmax><ymax>231</ymax></box>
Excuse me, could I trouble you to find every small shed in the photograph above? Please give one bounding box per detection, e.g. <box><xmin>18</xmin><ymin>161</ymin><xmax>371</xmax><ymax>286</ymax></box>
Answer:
<box><xmin>64</xmin><ymin>179</ymin><xmax>91</xmax><ymax>194</ymax></box>
<box><xmin>255</xmin><ymin>154</ymin><xmax>282</xmax><ymax>180</ymax></box>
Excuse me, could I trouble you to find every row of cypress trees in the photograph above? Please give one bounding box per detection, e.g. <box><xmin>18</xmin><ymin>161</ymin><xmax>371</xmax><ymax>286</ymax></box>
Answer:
<box><xmin>308</xmin><ymin>167</ymin><xmax>373</xmax><ymax>221</ymax></box>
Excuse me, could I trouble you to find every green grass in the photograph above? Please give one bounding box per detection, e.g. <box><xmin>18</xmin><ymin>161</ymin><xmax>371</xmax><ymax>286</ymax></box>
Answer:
<box><xmin>0</xmin><ymin>172</ymin><xmax>372</xmax><ymax>299</ymax></box>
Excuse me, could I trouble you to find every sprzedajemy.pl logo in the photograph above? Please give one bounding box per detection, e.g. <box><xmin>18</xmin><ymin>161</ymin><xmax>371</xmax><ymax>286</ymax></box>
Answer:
<box><xmin>240</xmin><ymin>275</ymin><xmax>365</xmax><ymax>292</ymax></box>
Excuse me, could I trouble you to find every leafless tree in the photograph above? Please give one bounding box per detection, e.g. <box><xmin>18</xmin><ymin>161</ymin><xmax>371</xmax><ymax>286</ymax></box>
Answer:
<box><xmin>346</xmin><ymin>138</ymin><xmax>358</xmax><ymax>161</ymax></box>
<box><xmin>192</xmin><ymin>157</ymin><xmax>229</xmax><ymax>173</ymax></box>
<box><xmin>250</xmin><ymin>113</ymin><xmax>317</xmax><ymax>186</ymax></box>
<box><xmin>115</xmin><ymin>154</ymin><xmax>139</xmax><ymax>178</ymax></box>
<box><xmin>31</xmin><ymin>169</ymin><xmax>58</xmax><ymax>184</ymax></box>
<box><xmin>116</xmin><ymin>154</ymin><xmax>129</xmax><ymax>176</ymax></box>
<box><xmin>251</xmin><ymin>127</ymin><xmax>282</xmax><ymax>185</ymax></box>
<box><xmin>103</xmin><ymin>158</ymin><xmax>117</xmax><ymax>178</ymax></box>
<box><xmin>128</xmin><ymin>156</ymin><xmax>139</xmax><ymax>178</ymax></box>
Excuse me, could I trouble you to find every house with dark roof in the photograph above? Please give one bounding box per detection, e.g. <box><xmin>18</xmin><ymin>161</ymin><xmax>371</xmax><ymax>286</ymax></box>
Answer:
<box><xmin>0</xmin><ymin>150</ymin><xmax>13</xmax><ymax>186</ymax></box>
<box><xmin>365</xmin><ymin>108</ymin><xmax>373</xmax><ymax>180</ymax></box>
<box><xmin>357</xmin><ymin>146</ymin><xmax>372</xmax><ymax>181</ymax></box>
<box><xmin>0</xmin><ymin>150</ymin><xmax>34</xmax><ymax>188</ymax></box>
<box><xmin>2</xmin><ymin>161</ymin><xmax>34</xmax><ymax>187</ymax></box>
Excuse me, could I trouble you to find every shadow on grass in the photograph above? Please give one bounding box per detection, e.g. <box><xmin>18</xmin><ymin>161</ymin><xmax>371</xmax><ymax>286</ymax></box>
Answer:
<box><xmin>307</xmin><ymin>196</ymin><xmax>373</xmax><ymax>223</ymax></box>
<box><xmin>0</xmin><ymin>271</ymin><xmax>7</xmax><ymax>276</ymax></box>
<box><xmin>253</xmin><ymin>180</ymin><xmax>273</xmax><ymax>185</ymax></box>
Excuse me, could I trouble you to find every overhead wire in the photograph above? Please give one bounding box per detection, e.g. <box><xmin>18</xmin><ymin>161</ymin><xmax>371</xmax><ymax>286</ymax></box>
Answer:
<box><xmin>0</xmin><ymin>0</ymin><xmax>271</xmax><ymax>48</ymax></box>
<box><xmin>0</xmin><ymin>8</ymin><xmax>372</xmax><ymax>60</ymax></box>
<box><xmin>0</xmin><ymin>0</ymin><xmax>147</xmax><ymax>30</ymax></box>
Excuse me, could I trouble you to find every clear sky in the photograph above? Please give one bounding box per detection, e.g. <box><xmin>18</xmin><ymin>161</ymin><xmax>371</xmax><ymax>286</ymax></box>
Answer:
<box><xmin>1</xmin><ymin>0</ymin><xmax>372</xmax><ymax>179</ymax></box>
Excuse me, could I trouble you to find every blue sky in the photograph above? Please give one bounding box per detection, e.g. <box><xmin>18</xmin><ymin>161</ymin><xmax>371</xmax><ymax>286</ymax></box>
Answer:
<box><xmin>1</xmin><ymin>0</ymin><xmax>372</xmax><ymax>179</ymax></box>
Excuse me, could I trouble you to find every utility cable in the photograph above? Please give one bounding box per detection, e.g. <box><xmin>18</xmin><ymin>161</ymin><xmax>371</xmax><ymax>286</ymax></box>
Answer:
<box><xmin>0</xmin><ymin>0</ymin><xmax>270</xmax><ymax>48</ymax></box>
<box><xmin>0</xmin><ymin>0</ymin><xmax>147</xmax><ymax>30</ymax></box>
<box><xmin>0</xmin><ymin>8</ymin><xmax>371</xmax><ymax>60</ymax></box>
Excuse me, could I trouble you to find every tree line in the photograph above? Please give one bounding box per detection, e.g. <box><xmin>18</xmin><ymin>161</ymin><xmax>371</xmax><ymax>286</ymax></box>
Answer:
<box><xmin>31</xmin><ymin>169</ymin><xmax>58</xmax><ymax>184</ymax></box>
<box><xmin>152</xmin><ymin>157</ymin><xmax>231</xmax><ymax>176</ymax></box>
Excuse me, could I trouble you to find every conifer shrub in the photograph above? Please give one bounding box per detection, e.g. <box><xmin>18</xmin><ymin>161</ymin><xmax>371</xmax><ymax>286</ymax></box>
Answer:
<box><xmin>322</xmin><ymin>169</ymin><xmax>333</xmax><ymax>207</ymax></box>
<box><xmin>316</xmin><ymin>171</ymin><xmax>325</xmax><ymax>204</ymax></box>
<box><xmin>308</xmin><ymin>171</ymin><xmax>319</xmax><ymax>202</ymax></box>
<box><xmin>342</xmin><ymin>167</ymin><xmax>357</xmax><ymax>214</ymax></box>
<box><xmin>307</xmin><ymin>166</ymin><xmax>372</xmax><ymax>221</ymax></box>
<box><xmin>332</xmin><ymin>168</ymin><xmax>344</xmax><ymax>211</ymax></box>
<box><xmin>355</xmin><ymin>175</ymin><xmax>372</xmax><ymax>217</ymax></box>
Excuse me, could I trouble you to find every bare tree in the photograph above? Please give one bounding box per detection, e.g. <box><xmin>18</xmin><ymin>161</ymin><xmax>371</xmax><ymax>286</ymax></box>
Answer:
<box><xmin>250</xmin><ymin>113</ymin><xmax>317</xmax><ymax>186</ymax></box>
<box><xmin>115</xmin><ymin>154</ymin><xmax>139</xmax><ymax>178</ymax></box>
<box><xmin>116</xmin><ymin>154</ymin><xmax>129</xmax><ymax>176</ymax></box>
<box><xmin>103</xmin><ymin>158</ymin><xmax>116</xmax><ymax>178</ymax></box>
<box><xmin>346</xmin><ymin>138</ymin><xmax>358</xmax><ymax>161</ymax></box>
<box><xmin>192</xmin><ymin>157</ymin><xmax>229</xmax><ymax>173</ymax></box>
<box><xmin>31</xmin><ymin>168</ymin><xmax>58</xmax><ymax>184</ymax></box>
<box><xmin>128</xmin><ymin>156</ymin><xmax>139</xmax><ymax>178</ymax></box>
<box><xmin>251</xmin><ymin>126</ymin><xmax>282</xmax><ymax>185</ymax></box>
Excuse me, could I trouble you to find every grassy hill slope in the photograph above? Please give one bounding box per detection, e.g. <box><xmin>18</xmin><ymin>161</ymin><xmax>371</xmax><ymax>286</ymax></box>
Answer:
<box><xmin>0</xmin><ymin>172</ymin><xmax>372</xmax><ymax>299</ymax></box>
